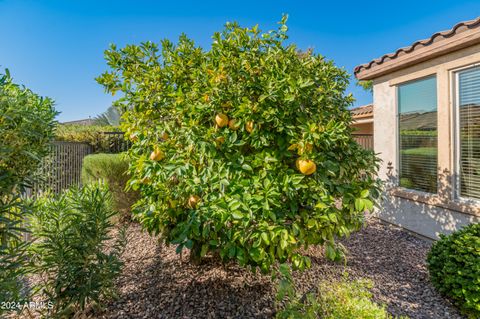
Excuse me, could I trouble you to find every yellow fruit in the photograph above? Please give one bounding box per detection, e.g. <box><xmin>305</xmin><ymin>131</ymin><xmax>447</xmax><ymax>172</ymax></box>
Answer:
<box><xmin>162</xmin><ymin>132</ymin><xmax>169</xmax><ymax>140</ymax></box>
<box><xmin>298</xmin><ymin>159</ymin><xmax>316</xmax><ymax>175</ymax></box>
<box><xmin>188</xmin><ymin>195</ymin><xmax>201</xmax><ymax>208</ymax></box>
<box><xmin>245</xmin><ymin>121</ymin><xmax>254</xmax><ymax>133</ymax></box>
<box><xmin>150</xmin><ymin>149</ymin><xmax>164</xmax><ymax>161</ymax></box>
<box><xmin>215</xmin><ymin>113</ymin><xmax>229</xmax><ymax>127</ymax></box>
<box><xmin>295</xmin><ymin>158</ymin><xmax>301</xmax><ymax>170</ymax></box>
<box><xmin>228</xmin><ymin>119</ymin><xmax>239</xmax><ymax>130</ymax></box>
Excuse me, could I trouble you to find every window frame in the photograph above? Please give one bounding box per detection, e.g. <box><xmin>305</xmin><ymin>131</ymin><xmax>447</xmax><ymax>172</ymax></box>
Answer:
<box><xmin>395</xmin><ymin>74</ymin><xmax>439</xmax><ymax>194</ymax></box>
<box><xmin>453</xmin><ymin>64</ymin><xmax>480</xmax><ymax>203</ymax></box>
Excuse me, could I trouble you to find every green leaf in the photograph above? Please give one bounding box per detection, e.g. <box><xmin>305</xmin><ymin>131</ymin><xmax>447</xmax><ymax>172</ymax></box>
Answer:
<box><xmin>232</xmin><ymin>211</ymin><xmax>244</xmax><ymax>220</ymax></box>
<box><xmin>261</xmin><ymin>232</ymin><xmax>270</xmax><ymax>245</ymax></box>
<box><xmin>242</xmin><ymin>164</ymin><xmax>253</xmax><ymax>171</ymax></box>
<box><xmin>361</xmin><ymin>190</ymin><xmax>370</xmax><ymax>198</ymax></box>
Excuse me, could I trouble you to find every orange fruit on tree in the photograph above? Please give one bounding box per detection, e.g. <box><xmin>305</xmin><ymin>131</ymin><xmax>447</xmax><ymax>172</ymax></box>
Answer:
<box><xmin>215</xmin><ymin>113</ymin><xmax>229</xmax><ymax>127</ymax></box>
<box><xmin>150</xmin><ymin>148</ymin><xmax>165</xmax><ymax>161</ymax></box>
<box><xmin>295</xmin><ymin>158</ymin><xmax>301</xmax><ymax>170</ymax></box>
<box><xmin>228</xmin><ymin>119</ymin><xmax>239</xmax><ymax>130</ymax></box>
<box><xmin>245</xmin><ymin>121</ymin><xmax>254</xmax><ymax>133</ymax></box>
<box><xmin>298</xmin><ymin>159</ymin><xmax>316</xmax><ymax>175</ymax></box>
<box><xmin>188</xmin><ymin>195</ymin><xmax>201</xmax><ymax>208</ymax></box>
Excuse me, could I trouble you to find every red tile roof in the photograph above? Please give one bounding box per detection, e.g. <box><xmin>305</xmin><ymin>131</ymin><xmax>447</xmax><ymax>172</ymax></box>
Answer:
<box><xmin>350</xmin><ymin>104</ymin><xmax>373</xmax><ymax>119</ymax></box>
<box><xmin>355</xmin><ymin>17</ymin><xmax>480</xmax><ymax>80</ymax></box>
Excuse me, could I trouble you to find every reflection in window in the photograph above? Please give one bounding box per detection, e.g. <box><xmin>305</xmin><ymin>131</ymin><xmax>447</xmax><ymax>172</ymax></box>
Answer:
<box><xmin>398</xmin><ymin>77</ymin><xmax>437</xmax><ymax>193</ymax></box>
<box><xmin>458</xmin><ymin>67</ymin><xmax>480</xmax><ymax>200</ymax></box>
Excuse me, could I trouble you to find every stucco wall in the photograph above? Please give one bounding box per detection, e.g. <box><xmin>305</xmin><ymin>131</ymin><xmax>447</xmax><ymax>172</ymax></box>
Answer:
<box><xmin>372</xmin><ymin>43</ymin><xmax>480</xmax><ymax>239</ymax></box>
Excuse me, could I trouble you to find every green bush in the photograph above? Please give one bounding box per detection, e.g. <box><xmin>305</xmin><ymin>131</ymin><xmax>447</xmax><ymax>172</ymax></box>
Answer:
<box><xmin>55</xmin><ymin>124</ymin><xmax>126</xmax><ymax>153</ymax></box>
<box><xmin>81</xmin><ymin>153</ymin><xmax>138</xmax><ymax>221</ymax></box>
<box><xmin>97</xmin><ymin>16</ymin><xmax>380</xmax><ymax>271</ymax></box>
<box><xmin>427</xmin><ymin>223</ymin><xmax>480</xmax><ymax>318</ymax></box>
<box><xmin>0</xmin><ymin>69</ymin><xmax>57</xmax><ymax>306</ymax></box>
<box><xmin>29</xmin><ymin>183</ymin><xmax>125</xmax><ymax>318</ymax></box>
<box><xmin>276</xmin><ymin>265</ymin><xmax>402</xmax><ymax>319</ymax></box>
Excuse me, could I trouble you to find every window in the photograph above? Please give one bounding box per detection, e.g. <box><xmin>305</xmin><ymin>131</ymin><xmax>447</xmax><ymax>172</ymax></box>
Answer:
<box><xmin>398</xmin><ymin>76</ymin><xmax>438</xmax><ymax>193</ymax></box>
<box><xmin>456</xmin><ymin>67</ymin><xmax>480</xmax><ymax>200</ymax></box>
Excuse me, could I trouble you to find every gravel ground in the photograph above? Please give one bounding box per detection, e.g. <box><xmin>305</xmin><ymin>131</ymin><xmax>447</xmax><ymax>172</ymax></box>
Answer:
<box><xmin>97</xmin><ymin>218</ymin><xmax>464</xmax><ymax>319</ymax></box>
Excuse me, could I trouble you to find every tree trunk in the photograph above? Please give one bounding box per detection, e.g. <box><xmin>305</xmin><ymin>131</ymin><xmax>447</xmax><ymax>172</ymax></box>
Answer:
<box><xmin>189</xmin><ymin>241</ymin><xmax>202</xmax><ymax>265</ymax></box>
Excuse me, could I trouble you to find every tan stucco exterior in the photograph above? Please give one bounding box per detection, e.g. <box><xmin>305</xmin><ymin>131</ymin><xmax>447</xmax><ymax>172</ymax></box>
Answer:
<box><xmin>372</xmin><ymin>43</ymin><xmax>480</xmax><ymax>239</ymax></box>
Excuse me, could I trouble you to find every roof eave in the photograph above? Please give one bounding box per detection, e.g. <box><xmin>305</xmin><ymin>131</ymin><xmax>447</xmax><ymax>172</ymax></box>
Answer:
<box><xmin>354</xmin><ymin>18</ymin><xmax>480</xmax><ymax>81</ymax></box>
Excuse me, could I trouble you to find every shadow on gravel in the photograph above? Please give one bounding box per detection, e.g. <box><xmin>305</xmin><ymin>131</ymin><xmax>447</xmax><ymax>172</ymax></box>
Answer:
<box><xmin>100</xmin><ymin>230</ymin><xmax>275</xmax><ymax>319</ymax></box>
<box><xmin>99</xmin><ymin>221</ymin><xmax>464</xmax><ymax>319</ymax></box>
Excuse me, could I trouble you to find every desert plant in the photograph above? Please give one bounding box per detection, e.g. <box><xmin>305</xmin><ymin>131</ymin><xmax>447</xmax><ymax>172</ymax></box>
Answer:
<box><xmin>97</xmin><ymin>16</ymin><xmax>380</xmax><ymax>271</ymax></box>
<box><xmin>427</xmin><ymin>223</ymin><xmax>480</xmax><ymax>318</ymax></box>
<box><xmin>0</xmin><ymin>69</ymin><xmax>57</xmax><ymax>305</ymax></box>
<box><xmin>82</xmin><ymin>153</ymin><xmax>139</xmax><ymax>221</ymax></box>
<box><xmin>29</xmin><ymin>183</ymin><xmax>125</xmax><ymax>318</ymax></box>
<box><xmin>275</xmin><ymin>265</ymin><xmax>403</xmax><ymax>319</ymax></box>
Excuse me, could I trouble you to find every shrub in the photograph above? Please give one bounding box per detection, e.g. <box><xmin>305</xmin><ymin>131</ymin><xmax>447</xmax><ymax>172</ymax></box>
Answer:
<box><xmin>97</xmin><ymin>16</ymin><xmax>380</xmax><ymax>271</ymax></box>
<box><xmin>82</xmin><ymin>153</ymin><xmax>139</xmax><ymax>221</ymax></box>
<box><xmin>427</xmin><ymin>223</ymin><xmax>480</xmax><ymax>318</ymax></box>
<box><xmin>0</xmin><ymin>69</ymin><xmax>57</xmax><ymax>305</ymax></box>
<box><xmin>55</xmin><ymin>124</ymin><xmax>127</xmax><ymax>153</ymax></box>
<box><xmin>29</xmin><ymin>183</ymin><xmax>125</xmax><ymax>318</ymax></box>
<box><xmin>276</xmin><ymin>265</ymin><xmax>402</xmax><ymax>319</ymax></box>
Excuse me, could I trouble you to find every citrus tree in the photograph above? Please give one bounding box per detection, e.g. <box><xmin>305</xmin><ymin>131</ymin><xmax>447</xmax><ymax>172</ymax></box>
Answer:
<box><xmin>97</xmin><ymin>16</ymin><xmax>380</xmax><ymax>272</ymax></box>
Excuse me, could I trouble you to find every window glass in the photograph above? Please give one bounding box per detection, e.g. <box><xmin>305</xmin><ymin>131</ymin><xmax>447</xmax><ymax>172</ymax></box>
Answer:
<box><xmin>458</xmin><ymin>67</ymin><xmax>480</xmax><ymax>200</ymax></box>
<box><xmin>398</xmin><ymin>76</ymin><xmax>437</xmax><ymax>193</ymax></box>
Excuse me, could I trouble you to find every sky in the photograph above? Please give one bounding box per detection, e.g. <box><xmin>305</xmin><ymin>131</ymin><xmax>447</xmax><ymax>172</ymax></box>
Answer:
<box><xmin>1</xmin><ymin>1</ymin><xmax>480</xmax><ymax>122</ymax></box>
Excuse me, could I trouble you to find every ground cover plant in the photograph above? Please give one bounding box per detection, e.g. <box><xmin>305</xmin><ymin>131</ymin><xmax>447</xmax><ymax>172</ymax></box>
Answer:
<box><xmin>29</xmin><ymin>183</ymin><xmax>125</xmax><ymax>318</ymax></box>
<box><xmin>427</xmin><ymin>223</ymin><xmax>480</xmax><ymax>318</ymax></box>
<box><xmin>0</xmin><ymin>69</ymin><xmax>57</xmax><ymax>307</ymax></box>
<box><xmin>97</xmin><ymin>16</ymin><xmax>380</xmax><ymax>272</ymax></box>
<box><xmin>275</xmin><ymin>265</ymin><xmax>405</xmax><ymax>319</ymax></box>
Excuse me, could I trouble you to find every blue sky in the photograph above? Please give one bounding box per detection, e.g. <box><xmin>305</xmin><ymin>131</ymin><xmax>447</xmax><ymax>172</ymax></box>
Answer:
<box><xmin>1</xmin><ymin>0</ymin><xmax>479</xmax><ymax>122</ymax></box>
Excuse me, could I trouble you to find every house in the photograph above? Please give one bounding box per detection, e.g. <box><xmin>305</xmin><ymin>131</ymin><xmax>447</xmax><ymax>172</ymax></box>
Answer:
<box><xmin>354</xmin><ymin>17</ymin><xmax>480</xmax><ymax>239</ymax></box>
<box><xmin>351</xmin><ymin>104</ymin><xmax>374</xmax><ymax>149</ymax></box>
<box><xmin>351</xmin><ymin>104</ymin><xmax>373</xmax><ymax>134</ymax></box>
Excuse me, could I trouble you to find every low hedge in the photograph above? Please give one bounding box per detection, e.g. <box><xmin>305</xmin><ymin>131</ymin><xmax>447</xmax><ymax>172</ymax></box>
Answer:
<box><xmin>427</xmin><ymin>223</ymin><xmax>480</xmax><ymax>318</ymax></box>
<box><xmin>81</xmin><ymin>153</ymin><xmax>138</xmax><ymax>221</ymax></box>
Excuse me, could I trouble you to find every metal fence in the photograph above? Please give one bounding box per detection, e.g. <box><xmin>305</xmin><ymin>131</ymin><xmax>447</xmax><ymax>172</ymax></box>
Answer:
<box><xmin>353</xmin><ymin>134</ymin><xmax>374</xmax><ymax>150</ymax></box>
<box><xmin>94</xmin><ymin>131</ymin><xmax>131</xmax><ymax>153</ymax></box>
<box><xmin>28</xmin><ymin>141</ymin><xmax>93</xmax><ymax>195</ymax></box>
<box><xmin>27</xmin><ymin>132</ymin><xmax>130</xmax><ymax>196</ymax></box>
